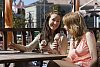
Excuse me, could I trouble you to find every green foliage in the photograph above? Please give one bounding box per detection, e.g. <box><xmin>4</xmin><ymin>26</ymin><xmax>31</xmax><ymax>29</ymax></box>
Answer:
<box><xmin>13</xmin><ymin>13</ymin><xmax>26</xmax><ymax>28</ymax></box>
<box><xmin>51</xmin><ymin>4</ymin><xmax>61</xmax><ymax>12</ymax></box>
<box><xmin>13</xmin><ymin>8</ymin><xmax>26</xmax><ymax>28</ymax></box>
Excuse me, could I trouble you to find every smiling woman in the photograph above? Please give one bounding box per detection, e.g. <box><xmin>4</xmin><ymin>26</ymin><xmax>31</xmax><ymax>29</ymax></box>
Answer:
<box><xmin>9</xmin><ymin>4</ymin><xmax>68</xmax><ymax>67</ymax></box>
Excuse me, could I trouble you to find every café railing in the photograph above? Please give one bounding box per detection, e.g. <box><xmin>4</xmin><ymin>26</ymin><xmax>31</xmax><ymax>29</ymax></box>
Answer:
<box><xmin>0</xmin><ymin>27</ymin><xmax>100</xmax><ymax>66</ymax></box>
<box><xmin>0</xmin><ymin>28</ymin><xmax>100</xmax><ymax>50</ymax></box>
<box><xmin>0</xmin><ymin>28</ymin><xmax>42</xmax><ymax>50</ymax></box>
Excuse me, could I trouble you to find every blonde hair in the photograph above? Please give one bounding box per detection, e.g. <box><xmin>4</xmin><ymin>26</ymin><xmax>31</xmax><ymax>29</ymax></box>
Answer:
<box><xmin>63</xmin><ymin>12</ymin><xmax>88</xmax><ymax>40</ymax></box>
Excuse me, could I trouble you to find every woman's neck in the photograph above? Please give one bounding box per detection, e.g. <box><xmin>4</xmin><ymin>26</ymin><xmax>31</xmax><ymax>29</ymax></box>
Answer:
<box><xmin>51</xmin><ymin>30</ymin><xmax>54</xmax><ymax>35</ymax></box>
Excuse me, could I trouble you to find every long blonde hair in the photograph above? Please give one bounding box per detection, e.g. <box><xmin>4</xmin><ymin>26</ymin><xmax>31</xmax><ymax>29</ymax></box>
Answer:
<box><xmin>63</xmin><ymin>12</ymin><xmax>88</xmax><ymax>40</ymax></box>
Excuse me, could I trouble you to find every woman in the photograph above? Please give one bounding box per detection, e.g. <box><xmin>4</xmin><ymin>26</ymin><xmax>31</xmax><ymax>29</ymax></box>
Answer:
<box><xmin>9</xmin><ymin>10</ymin><xmax>68</xmax><ymax>55</ymax></box>
<box><xmin>47</xmin><ymin>12</ymin><xmax>97</xmax><ymax>67</ymax></box>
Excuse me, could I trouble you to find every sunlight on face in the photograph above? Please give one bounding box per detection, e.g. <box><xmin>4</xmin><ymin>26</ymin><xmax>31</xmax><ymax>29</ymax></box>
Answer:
<box><xmin>49</xmin><ymin>14</ymin><xmax>61</xmax><ymax>31</ymax></box>
<box><xmin>64</xmin><ymin>25</ymin><xmax>77</xmax><ymax>36</ymax></box>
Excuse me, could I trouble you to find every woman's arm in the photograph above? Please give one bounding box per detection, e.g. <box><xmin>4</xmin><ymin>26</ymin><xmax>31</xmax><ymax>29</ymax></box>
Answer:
<box><xmin>86</xmin><ymin>32</ymin><xmax>97</xmax><ymax>67</ymax></box>
<box><xmin>47</xmin><ymin>33</ymin><xmax>68</xmax><ymax>55</ymax></box>
<box><xmin>9</xmin><ymin>33</ymin><xmax>41</xmax><ymax>52</ymax></box>
<box><xmin>9</xmin><ymin>43</ymin><xmax>26</xmax><ymax>52</ymax></box>
<box><xmin>59</xmin><ymin>33</ymin><xmax>68</xmax><ymax>55</ymax></box>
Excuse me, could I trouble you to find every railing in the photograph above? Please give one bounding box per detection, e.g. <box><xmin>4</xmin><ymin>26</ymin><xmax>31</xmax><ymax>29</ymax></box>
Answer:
<box><xmin>0</xmin><ymin>28</ymin><xmax>100</xmax><ymax>66</ymax></box>
<box><xmin>0</xmin><ymin>28</ymin><xmax>100</xmax><ymax>51</ymax></box>
<box><xmin>0</xmin><ymin>28</ymin><xmax>42</xmax><ymax>50</ymax></box>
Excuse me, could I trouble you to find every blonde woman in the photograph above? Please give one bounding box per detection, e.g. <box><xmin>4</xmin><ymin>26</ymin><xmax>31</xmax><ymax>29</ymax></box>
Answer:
<box><xmin>47</xmin><ymin>12</ymin><xmax>97</xmax><ymax>67</ymax></box>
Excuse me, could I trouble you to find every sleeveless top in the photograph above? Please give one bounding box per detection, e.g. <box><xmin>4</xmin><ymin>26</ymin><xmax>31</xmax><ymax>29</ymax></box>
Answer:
<box><xmin>68</xmin><ymin>33</ymin><xmax>92</xmax><ymax>67</ymax></box>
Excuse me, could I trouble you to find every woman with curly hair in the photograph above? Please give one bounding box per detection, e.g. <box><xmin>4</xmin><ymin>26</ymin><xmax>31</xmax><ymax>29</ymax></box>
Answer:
<box><xmin>47</xmin><ymin>12</ymin><xmax>97</xmax><ymax>67</ymax></box>
<box><xmin>9</xmin><ymin>10</ymin><xmax>68</xmax><ymax>55</ymax></box>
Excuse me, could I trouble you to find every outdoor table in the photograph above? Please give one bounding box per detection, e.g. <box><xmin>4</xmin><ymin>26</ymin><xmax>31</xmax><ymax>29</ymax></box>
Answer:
<box><xmin>0</xmin><ymin>50</ymin><xmax>67</xmax><ymax>67</ymax></box>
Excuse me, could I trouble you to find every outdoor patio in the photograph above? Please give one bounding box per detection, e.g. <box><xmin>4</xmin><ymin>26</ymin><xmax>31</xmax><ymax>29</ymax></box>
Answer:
<box><xmin>0</xmin><ymin>0</ymin><xmax>100</xmax><ymax>67</ymax></box>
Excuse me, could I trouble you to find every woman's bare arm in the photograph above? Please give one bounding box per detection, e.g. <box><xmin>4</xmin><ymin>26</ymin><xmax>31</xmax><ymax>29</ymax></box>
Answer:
<box><xmin>86</xmin><ymin>32</ymin><xmax>97</xmax><ymax>66</ymax></box>
<box><xmin>9</xmin><ymin>33</ymin><xmax>41</xmax><ymax>52</ymax></box>
<box><xmin>59</xmin><ymin>33</ymin><xmax>68</xmax><ymax>55</ymax></box>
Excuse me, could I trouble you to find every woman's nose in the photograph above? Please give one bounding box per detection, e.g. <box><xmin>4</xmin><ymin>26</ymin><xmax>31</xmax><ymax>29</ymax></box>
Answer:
<box><xmin>54</xmin><ymin>21</ymin><xmax>57</xmax><ymax>24</ymax></box>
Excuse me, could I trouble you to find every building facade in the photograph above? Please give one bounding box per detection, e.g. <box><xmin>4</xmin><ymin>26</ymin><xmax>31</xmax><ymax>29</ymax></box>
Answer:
<box><xmin>24</xmin><ymin>0</ymin><xmax>72</xmax><ymax>28</ymax></box>
<box><xmin>25</xmin><ymin>2</ymin><xmax>53</xmax><ymax>28</ymax></box>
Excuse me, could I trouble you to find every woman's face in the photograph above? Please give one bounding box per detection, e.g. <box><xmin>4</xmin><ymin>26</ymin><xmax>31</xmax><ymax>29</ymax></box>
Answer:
<box><xmin>49</xmin><ymin>14</ymin><xmax>61</xmax><ymax>31</ymax></box>
<box><xmin>64</xmin><ymin>25</ymin><xmax>76</xmax><ymax>36</ymax></box>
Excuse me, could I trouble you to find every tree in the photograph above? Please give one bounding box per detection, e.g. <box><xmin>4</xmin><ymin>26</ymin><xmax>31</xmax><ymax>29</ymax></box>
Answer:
<box><xmin>13</xmin><ymin>8</ymin><xmax>26</xmax><ymax>28</ymax></box>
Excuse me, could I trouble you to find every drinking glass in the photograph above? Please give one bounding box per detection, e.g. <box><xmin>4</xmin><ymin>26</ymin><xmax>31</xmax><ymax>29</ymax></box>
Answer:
<box><xmin>39</xmin><ymin>40</ymin><xmax>47</xmax><ymax>53</ymax></box>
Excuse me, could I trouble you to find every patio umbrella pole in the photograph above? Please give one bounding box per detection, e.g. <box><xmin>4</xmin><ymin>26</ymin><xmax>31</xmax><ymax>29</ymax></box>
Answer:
<box><xmin>5</xmin><ymin>0</ymin><xmax>13</xmax><ymax>50</ymax></box>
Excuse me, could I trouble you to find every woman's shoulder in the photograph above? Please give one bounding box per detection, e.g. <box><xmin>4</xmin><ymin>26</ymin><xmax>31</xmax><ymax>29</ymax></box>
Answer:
<box><xmin>84</xmin><ymin>31</ymin><xmax>95</xmax><ymax>39</ymax></box>
<box><xmin>81</xmin><ymin>31</ymin><xmax>93</xmax><ymax>40</ymax></box>
<box><xmin>85</xmin><ymin>31</ymin><xmax>94</xmax><ymax>36</ymax></box>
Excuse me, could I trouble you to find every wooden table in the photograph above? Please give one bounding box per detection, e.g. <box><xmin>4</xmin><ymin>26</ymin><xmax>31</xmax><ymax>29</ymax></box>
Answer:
<box><xmin>0</xmin><ymin>51</ymin><xmax>67</xmax><ymax>67</ymax></box>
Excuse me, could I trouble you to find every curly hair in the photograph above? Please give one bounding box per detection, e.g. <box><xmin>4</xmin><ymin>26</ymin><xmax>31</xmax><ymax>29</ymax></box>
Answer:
<box><xmin>40</xmin><ymin>11</ymin><xmax>62</xmax><ymax>43</ymax></box>
<box><xmin>63</xmin><ymin>12</ymin><xmax>88</xmax><ymax>40</ymax></box>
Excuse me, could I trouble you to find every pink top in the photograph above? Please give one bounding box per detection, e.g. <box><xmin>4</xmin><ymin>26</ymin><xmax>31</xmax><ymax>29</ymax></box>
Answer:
<box><xmin>68</xmin><ymin>33</ymin><xmax>92</xmax><ymax>67</ymax></box>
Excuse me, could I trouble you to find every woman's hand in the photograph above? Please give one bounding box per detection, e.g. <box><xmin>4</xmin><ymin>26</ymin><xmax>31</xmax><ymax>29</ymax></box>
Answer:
<box><xmin>50</xmin><ymin>42</ymin><xmax>59</xmax><ymax>50</ymax></box>
<box><xmin>39</xmin><ymin>40</ymin><xmax>47</xmax><ymax>52</ymax></box>
<box><xmin>8</xmin><ymin>42</ymin><xmax>16</xmax><ymax>49</ymax></box>
<box><xmin>51</xmin><ymin>33</ymin><xmax>61</xmax><ymax>51</ymax></box>
<box><xmin>39</xmin><ymin>40</ymin><xmax>59</xmax><ymax>54</ymax></box>
<box><xmin>49</xmin><ymin>33</ymin><xmax>61</xmax><ymax>54</ymax></box>
<box><xmin>8</xmin><ymin>42</ymin><xmax>26</xmax><ymax>52</ymax></box>
<box><xmin>47</xmin><ymin>45</ymin><xmax>60</xmax><ymax>54</ymax></box>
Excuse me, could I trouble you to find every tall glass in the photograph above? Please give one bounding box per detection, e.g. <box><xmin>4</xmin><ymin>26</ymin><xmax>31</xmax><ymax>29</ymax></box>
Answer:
<box><xmin>39</xmin><ymin>40</ymin><xmax>47</xmax><ymax>53</ymax></box>
<box><xmin>50</xmin><ymin>33</ymin><xmax>61</xmax><ymax>54</ymax></box>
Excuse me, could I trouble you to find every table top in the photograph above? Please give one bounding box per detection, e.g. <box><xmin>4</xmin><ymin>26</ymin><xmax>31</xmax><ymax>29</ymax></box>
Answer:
<box><xmin>0</xmin><ymin>51</ymin><xmax>67</xmax><ymax>63</ymax></box>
